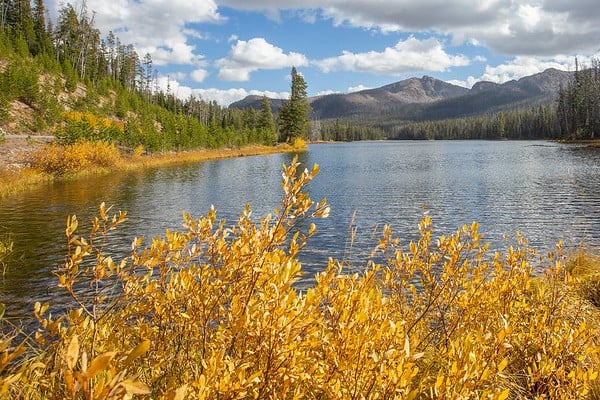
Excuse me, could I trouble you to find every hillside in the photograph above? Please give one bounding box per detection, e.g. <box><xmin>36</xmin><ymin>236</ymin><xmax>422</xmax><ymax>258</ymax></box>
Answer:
<box><xmin>231</xmin><ymin>68</ymin><xmax>573</xmax><ymax>123</ymax></box>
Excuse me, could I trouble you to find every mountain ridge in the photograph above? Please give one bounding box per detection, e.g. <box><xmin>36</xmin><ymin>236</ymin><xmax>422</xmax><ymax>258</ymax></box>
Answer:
<box><xmin>230</xmin><ymin>68</ymin><xmax>573</xmax><ymax>122</ymax></box>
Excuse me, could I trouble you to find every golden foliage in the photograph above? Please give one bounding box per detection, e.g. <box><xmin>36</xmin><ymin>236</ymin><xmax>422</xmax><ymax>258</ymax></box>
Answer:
<box><xmin>291</xmin><ymin>137</ymin><xmax>307</xmax><ymax>150</ymax></box>
<box><xmin>1</xmin><ymin>157</ymin><xmax>600</xmax><ymax>399</ymax></box>
<box><xmin>32</xmin><ymin>141</ymin><xmax>121</xmax><ymax>175</ymax></box>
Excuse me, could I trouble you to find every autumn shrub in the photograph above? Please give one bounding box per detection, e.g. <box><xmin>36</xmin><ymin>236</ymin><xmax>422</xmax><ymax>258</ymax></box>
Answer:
<box><xmin>568</xmin><ymin>249</ymin><xmax>600</xmax><ymax>309</ymax></box>
<box><xmin>1</xmin><ymin>157</ymin><xmax>599</xmax><ymax>399</ymax></box>
<box><xmin>291</xmin><ymin>137</ymin><xmax>307</xmax><ymax>150</ymax></box>
<box><xmin>132</xmin><ymin>144</ymin><xmax>145</xmax><ymax>158</ymax></box>
<box><xmin>32</xmin><ymin>141</ymin><xmax>121</xmax><ymax>175</ymax></box>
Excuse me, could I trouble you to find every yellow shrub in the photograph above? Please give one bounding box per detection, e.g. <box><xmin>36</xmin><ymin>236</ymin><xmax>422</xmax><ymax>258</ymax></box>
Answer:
<box><xmin>2</xmin><ymin>157</ymin><xmax>599</xmax><ymax>399</ymax></box>
<box><xmin>32</xmin><ymin>141</ymin><xmax>121</xmax><ymax>175</ymax></box>
<box><xmin>132</xmin><ymin>144</ymin><xmax>145</xmax><ymax>158</ymax></box>
<box><xmin>291</xmin><ymin>137</ymin><xmax>307</xmax><ymax>150</ymax></box>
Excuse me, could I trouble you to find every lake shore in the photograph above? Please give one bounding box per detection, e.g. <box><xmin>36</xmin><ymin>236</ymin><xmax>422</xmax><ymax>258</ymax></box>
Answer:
<box><xmin>0</xmin><ymin>134</ymin><xmax>305</xmax><ymax>198</ymax></box>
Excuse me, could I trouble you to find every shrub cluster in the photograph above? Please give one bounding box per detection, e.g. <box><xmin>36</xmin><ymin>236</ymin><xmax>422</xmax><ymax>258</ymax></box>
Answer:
<box><xmin>55</xmin><ymin>112</ymin><xmax>126</xmax><ymax>145</ymax></box>
<box><xmin>32</xmin><ymin>141</ymin><xmax>121</xmax><ymax>175</ymax></box>
<box><xmin>1</xmin><ymin>158</ymin><xmax>599</xmax><ymax>399</ymax></box>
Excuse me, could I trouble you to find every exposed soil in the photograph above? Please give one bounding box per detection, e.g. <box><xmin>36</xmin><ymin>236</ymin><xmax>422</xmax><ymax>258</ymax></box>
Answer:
<box><xmin>0</xmin><ymin>134</ymin><xmax>54</xmax><ymax>171</ymax></box>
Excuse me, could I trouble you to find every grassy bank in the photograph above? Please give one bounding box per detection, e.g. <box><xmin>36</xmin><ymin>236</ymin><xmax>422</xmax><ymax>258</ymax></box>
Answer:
<box><xmin>1</xmin><ymin>157</ymin><xmax>600</xmax><ymax>399</ymax></box>
<box><xmin>0</xmin><ymin>139</ymin><xmax>306</xmax><ymax>198</ymax></box>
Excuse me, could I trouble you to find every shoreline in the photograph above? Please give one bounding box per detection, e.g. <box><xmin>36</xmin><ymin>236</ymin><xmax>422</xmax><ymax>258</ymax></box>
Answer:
<box><xmin>0</xmin><ymin>135</ymin><xmax>305</xmax><ymax>198</ymax></box>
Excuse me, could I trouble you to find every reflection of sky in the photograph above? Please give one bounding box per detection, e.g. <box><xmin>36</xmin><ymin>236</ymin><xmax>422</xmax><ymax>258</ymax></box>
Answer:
<box><xmin>1</xmin><ymin>141</ymin><xmax>600</xmax><ymax>319</ymax></box>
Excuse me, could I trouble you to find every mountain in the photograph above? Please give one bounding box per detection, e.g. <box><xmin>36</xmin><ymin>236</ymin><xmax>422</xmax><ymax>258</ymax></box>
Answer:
<box><xmin>229</xmin><ymin>95</ymin><xmax>286</xmax><ymax>113</ymax></box>
<box><xmin>230</xmin><ymin>68</ymin><xmax>573</xmax><ymax>122</ymax></box>
<box><xmin>416</xmin><ymin>68</ymin><xmax>573</xmax><ymax>120</ymax></box>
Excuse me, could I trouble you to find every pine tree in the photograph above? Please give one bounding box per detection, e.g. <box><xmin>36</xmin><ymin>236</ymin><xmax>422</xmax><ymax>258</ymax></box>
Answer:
<box><xmin>278</xmin><ymin>67</ymin><xmax>312</xmax><ymax>142</ymax></box>
<box><xmin>258</xmin><ymin>96</ymin><xmax>275</xmax><ymax>134</ymax></box>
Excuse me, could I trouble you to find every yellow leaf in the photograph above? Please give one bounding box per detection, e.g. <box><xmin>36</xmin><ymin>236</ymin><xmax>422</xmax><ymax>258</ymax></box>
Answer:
<box><xmin>123</xmin><ymin>339</ymin><xmax>151</xmax><ymax>367</ymax></box>
<box><xmin>434</xmin><ymin>374</ymin><xmax>444</xmax><ymax>392</ymax></box>
<box><xmin>85</xmin><ymin>352</ymin><xmax>116</xmax><ymax>379</ymax></box>
<box><xmin>497</xmin><ymin>388</ymin><xmax>510</xmax><ymax>400</ymax></box>
<box><xmin>66</xmin><ymin>335</ymin><xmax>79</xmax><ymax>370</ymax></box>
<box><xmin>119</xmin><ymin>379</ymin><xmax>151</xmax><ymax>395</ymax></box>
<box><xmin>173</xmin><ymin>384</ymin><xmax>188</xmax><ymax>400</ymax></box>
<box><xmin>498</xmin><ymin>358</ymin><xmax>508</xmax><ymax>373</ymax></box>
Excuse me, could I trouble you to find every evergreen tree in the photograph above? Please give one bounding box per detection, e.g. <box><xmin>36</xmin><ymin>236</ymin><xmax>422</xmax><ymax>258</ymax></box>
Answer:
<box><xmin>31</xmin><ymin>0</ymin><xmax>51</xmax><ymax>56</ymax></box>
<box><xmin>557</xmin><ymin>58</ymin><xmax>600</xmax><ymax>140</ymax></box>
<box><xmin>278</xmin><ymin>67</ymin><xmax>312</xmax><ymax>142</ymax></box>
<box><xmin>258</xmin><ymin>95</ymin><xmax>276</xmax><ymax>140</ymax></box>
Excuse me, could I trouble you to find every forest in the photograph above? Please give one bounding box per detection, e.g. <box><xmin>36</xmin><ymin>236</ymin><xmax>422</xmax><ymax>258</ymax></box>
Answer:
<box><xmin>0</xmin><ymin>0</ymin><xmax>284</xmax><ymax>151</ymax></box>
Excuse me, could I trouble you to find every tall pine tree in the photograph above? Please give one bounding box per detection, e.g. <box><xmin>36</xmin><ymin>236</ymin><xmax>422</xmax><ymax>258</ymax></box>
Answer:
<box><xmin>278</xmin><ymin>67</ymin><xmax>312</xmax><ymax>142</ymax></box>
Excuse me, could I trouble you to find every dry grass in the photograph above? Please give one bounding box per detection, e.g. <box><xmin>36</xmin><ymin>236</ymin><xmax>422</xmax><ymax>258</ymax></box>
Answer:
<box><xmin>117</xmin><ymin>143</ymin><xmax>301</xmax><ymax>171</ymax></box>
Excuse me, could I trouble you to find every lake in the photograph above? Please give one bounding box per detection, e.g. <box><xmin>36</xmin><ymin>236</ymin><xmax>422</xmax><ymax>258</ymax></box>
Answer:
<box><xmin>1</xmin><ymin>140</ymin><xmax>600</xmax><ymax>321</ymax></box>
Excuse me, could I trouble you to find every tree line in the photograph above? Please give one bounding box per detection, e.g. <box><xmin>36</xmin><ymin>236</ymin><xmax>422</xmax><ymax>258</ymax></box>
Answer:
<box><xmin>557</xmin><ymin>58</ymin><xmax>600</xmax><ymax>140</ymax></box>
<box><xmin>0</xmin><ymin>0</ymin><xmax>312</xmax><ymax>151</ymax></box>
<box><xmin>387</xmin><ymin>105</ymin><xmax>560</xmax><ymax>140</ymax></box>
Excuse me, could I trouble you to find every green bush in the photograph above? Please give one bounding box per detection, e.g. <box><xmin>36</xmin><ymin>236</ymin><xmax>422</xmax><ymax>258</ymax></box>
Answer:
<box><xmin>0</xmin><ymin>58</ymin><xmax>40</xmax><ymax>106</ymax></box>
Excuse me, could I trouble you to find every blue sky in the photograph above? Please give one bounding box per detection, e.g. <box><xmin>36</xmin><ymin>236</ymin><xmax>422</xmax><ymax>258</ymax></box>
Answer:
<box><xmin>47</xmin><ymin>1</ymin><xmax>600</xmax><ymax>105</ymax></box>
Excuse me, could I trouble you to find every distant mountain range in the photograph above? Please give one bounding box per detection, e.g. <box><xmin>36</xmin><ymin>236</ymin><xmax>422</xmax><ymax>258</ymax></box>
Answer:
<box><xmin>230</xmin><ymin>68</ymin><xmax>573</xmax><ymax>122</ymax></box>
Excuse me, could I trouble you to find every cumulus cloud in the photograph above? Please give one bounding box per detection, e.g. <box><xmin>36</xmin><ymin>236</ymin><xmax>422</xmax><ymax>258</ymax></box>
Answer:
<box><xmin>315</xmin><ymin>89</ymin><xmax>340</xmax><ymax>96</ymax></box>
<box><xmin>348</xmin><ymin>84</ymin><xmax>372</xmax><ymax>92</ymax></box>
<box><xmin>191</xmin><ymin>68</ymin><xmax>209</xmax><ymax>83</ymax></box>
<box><xmin>447</xmin><ymin>55</ymin><xmax>597</xmax><ymax>88</ymax></box>
<box><xmin>196</xmin><ymin>88</ymin><xmax>289</xmax><ymax>105</ymax></box>
<box><xmin>314</xmin><ymin>36</ymin><xmax>469</xmax><ymax>75</ymax></box>
<box><xmin>217</xmin><ymin>38</ymin><xmax>308</xmax><ymax>81</ymax></box>
<box><xmin>217</xmin><ymin>0</ymin><xmax>600</xmax><ymax>57</ymax></box>
<box><xmin>476</xmin><ymin>56</ymin><xmax>576</xmax><ymax>83</ymax></box>
<box><xmin>154</xmin><ymin>75</ymin><xmax>288</xmax><ymax>105</ymax></box>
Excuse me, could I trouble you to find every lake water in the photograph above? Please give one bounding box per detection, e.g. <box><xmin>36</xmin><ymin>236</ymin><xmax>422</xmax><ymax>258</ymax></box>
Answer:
<box><xmin>1</xmin><ymin>140</ymin><xmax>600</xmax><ymax>321</ymax></box>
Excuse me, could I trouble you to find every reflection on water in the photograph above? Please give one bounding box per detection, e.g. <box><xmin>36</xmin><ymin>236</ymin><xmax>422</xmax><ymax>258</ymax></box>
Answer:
<box><xmin>1</xmin><ymin>141</ymin><xmax>600</xmax><ymax>320</ymax></box>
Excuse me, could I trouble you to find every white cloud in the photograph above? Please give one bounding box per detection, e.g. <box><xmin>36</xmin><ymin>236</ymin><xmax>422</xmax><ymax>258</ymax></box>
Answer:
<box><xmin>446</xmin><ymin>77</ymin><xmax>479</xmax><ymax>89</ymax></box>
<box><xmin>191</xmin><ymin>68</ymin><xmax>209</xmax><ymax>83</ymax></box>
<box><xmin>194</xmin><ymin>88</ymin><xmax>289</xmax><ymax>106</ymax></box>
<box><xmin>348</xmin><ymin>84</ymin><xmax>372</xmax><ymax>92</ymax></box>
<box><xmin>217</xmin><ymin>38</ymin><xmax>308</xmax><ymax>81</ymax></box>
<box><xmin>314</xmin><ymin>36</ymin><xmax>469</xmax><ymax>75</ymax></box>
<box><xmin>316</xmin><ymin>89</ymin><xmax>340</xmax><ymax>96</ymax></box>
<box><xmin>448</xmin><ymin>54</ymin><xmax>600</xmax><ymax>89</ymax></box>
<box><xmin>154</xmin><ymin>75</ymin><xmax>288</xmax><ymax>105</ymax></box>
<box><xmin>478</xmin><ymin>56</ymin><xmax>577</xmax><ymax>83</ymax></box>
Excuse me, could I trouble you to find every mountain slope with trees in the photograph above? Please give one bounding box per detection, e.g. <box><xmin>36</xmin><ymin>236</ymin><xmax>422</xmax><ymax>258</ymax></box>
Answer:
<box><xmin>232</xmin><ymin>68</ymin><xmax>576</xmax><ymax>141</ymax></box>
<box><xmin>0</xmin><ymin>0</ymin><xmax>283</xmax><ymax>154</ymax></box>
